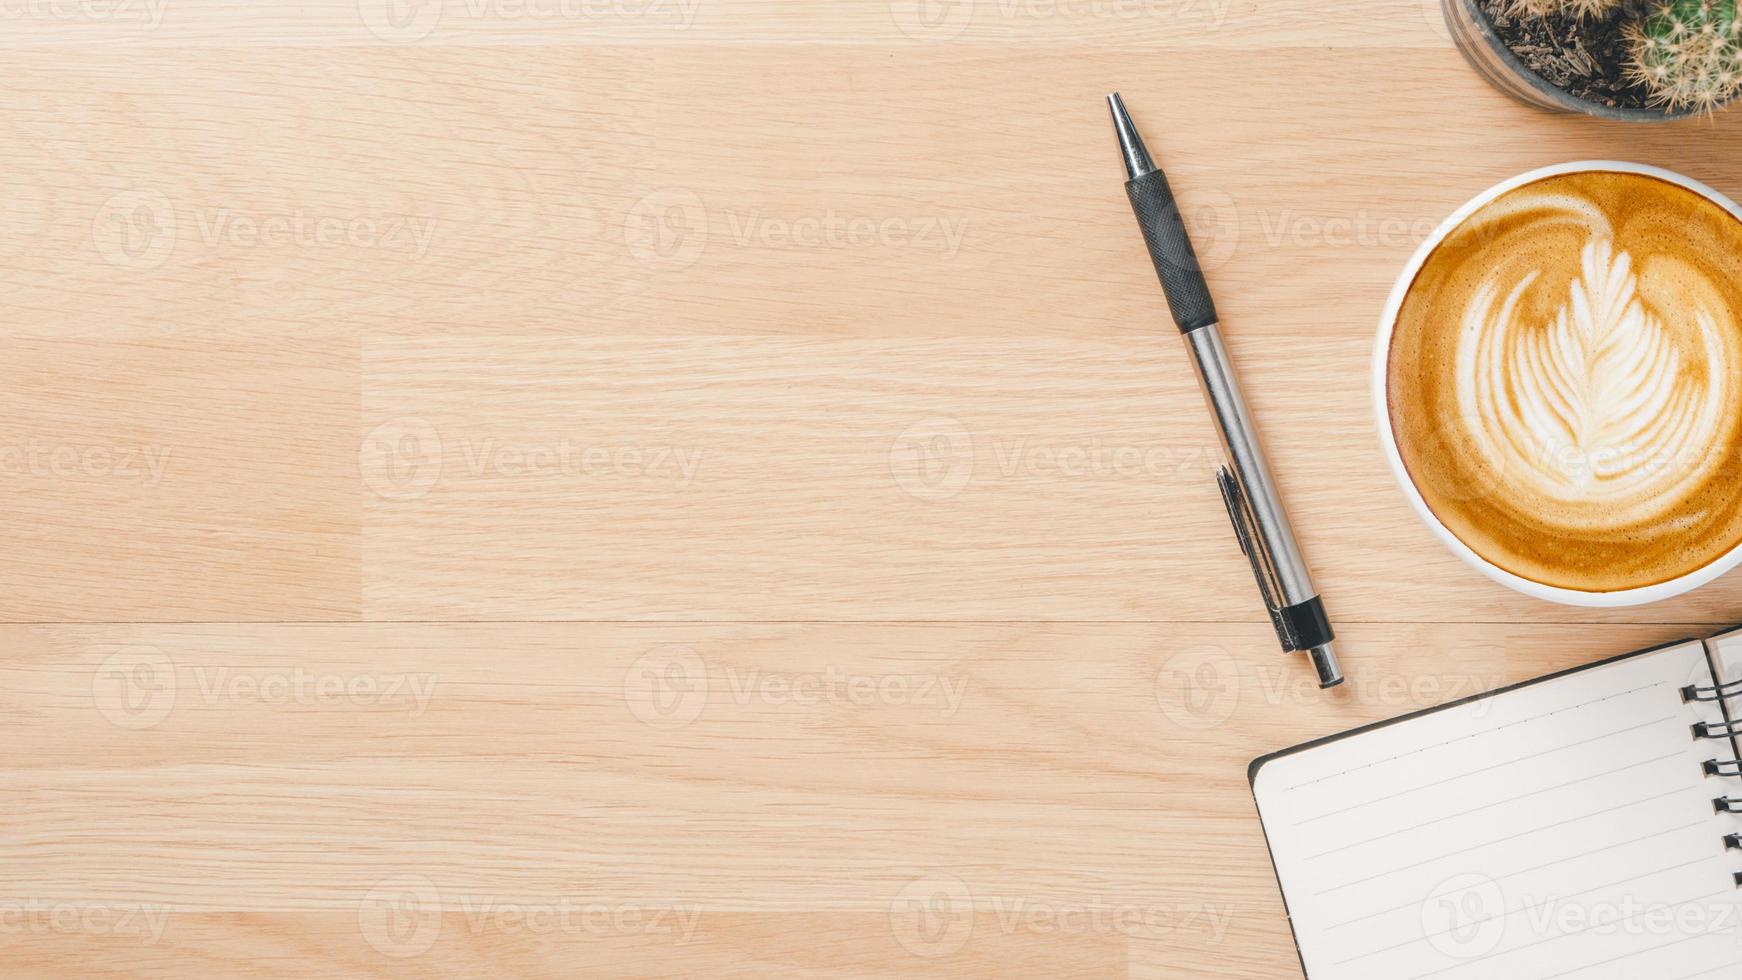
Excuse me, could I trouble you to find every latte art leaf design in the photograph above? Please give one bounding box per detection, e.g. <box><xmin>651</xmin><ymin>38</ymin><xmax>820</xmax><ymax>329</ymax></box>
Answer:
<box><xmin>1394</xmin><ymin>171</ymin><xmax>1742</xmax><ymax>592</ymax></box>
<box><xmin>1458</xmin><ymin>237</ymin><xmax>1726</xmax><ymax>506</ymax></box>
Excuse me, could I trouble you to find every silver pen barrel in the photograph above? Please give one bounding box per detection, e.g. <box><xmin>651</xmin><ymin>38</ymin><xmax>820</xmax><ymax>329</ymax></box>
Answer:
<box><xmin>1187</xmin><ymin>324</ymin><xmax>1342</xmax><ymax>688</ymax></box>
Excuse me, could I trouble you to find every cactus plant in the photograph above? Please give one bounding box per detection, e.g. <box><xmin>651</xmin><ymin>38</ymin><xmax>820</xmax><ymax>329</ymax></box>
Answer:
<box><xmin>1493</xmin><ymin>0</ymin><xmax>1742</xmax><ymax>112</ymax></box>
<box><xmin>1504</xmin><ymin>0</ymin><xmax>1622</xmax><ymax>17</ymax></box>
<box><xmin>1624</xmin><ymin>1</ymin><xmax>1742</xmax><ymax>112</ymax></box>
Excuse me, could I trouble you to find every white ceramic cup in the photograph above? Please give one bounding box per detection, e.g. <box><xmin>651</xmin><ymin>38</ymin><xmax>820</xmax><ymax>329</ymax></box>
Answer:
<box><xmin>1372</xmin><ymin>160</ymin><xmax>1742</xmax><ymax>607</ymax></box>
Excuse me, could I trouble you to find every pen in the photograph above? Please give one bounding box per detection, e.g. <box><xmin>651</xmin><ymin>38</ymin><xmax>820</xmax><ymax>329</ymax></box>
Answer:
<box><xmin>1106</xmin><ymin>92</ymin><xmax>1343</xmax><ymax>689</ymax></box>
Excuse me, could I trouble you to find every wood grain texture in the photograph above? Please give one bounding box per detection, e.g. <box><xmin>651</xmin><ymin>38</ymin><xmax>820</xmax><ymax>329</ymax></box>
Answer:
<box><xmin>3</xmin><ymin>2</ymin><xmax>1742</xmax><ymax>975</ymax></box>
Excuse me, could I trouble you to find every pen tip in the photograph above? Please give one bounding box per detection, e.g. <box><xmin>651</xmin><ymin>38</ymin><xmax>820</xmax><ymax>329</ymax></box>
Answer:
<box><xmin>1105</xmin><ymin>92</ymin><xmax>1155</xmax><ymax>180</ymax></box>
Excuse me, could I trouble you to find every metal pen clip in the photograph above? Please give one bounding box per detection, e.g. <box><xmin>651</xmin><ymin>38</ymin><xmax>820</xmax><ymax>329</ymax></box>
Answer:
<box><xmin>1217</xmin><ymin>467</ymin><xmax>1344</xmax><ymax>688</ymax></box>
<box><xmin>1217</xmin><ymin>466</ymin><xmax>1293</xmax><ymax>648</ymax></box>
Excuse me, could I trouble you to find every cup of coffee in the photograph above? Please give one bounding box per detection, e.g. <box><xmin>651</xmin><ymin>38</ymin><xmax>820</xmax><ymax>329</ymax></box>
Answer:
<box><xmin>1374</xmin><ymin>161</ymin><xmax>1742</xmax><ymax>606</ymax></box>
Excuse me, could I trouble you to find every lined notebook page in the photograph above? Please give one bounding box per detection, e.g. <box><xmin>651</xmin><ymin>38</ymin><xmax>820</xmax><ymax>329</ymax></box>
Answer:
<box><xmin>1253</xmin><ymin>641</ymin><xmax>1742</xmax><ymax>980</ymax></box>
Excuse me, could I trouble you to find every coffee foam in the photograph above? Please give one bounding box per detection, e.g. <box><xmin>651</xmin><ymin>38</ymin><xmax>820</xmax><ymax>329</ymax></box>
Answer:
<box><xmin>1389</xmin><ymin>171</ymin><xmax>1742</xmax><ymax>593</ymax></box>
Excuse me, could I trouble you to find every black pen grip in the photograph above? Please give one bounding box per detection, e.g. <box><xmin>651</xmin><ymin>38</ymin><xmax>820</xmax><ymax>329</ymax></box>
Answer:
<box><xmin>1124</xmin><ymin>170</ymin><xmax>1218</xmax><ymax>333</ymax></box>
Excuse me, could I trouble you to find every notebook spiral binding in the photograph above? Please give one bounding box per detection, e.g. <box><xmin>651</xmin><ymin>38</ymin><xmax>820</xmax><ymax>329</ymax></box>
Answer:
<box><xmin>1683</xmin><ymin>678</ymin><xmax>1742</xmax><ymax>703</ymax></box>
<box><xmin>1684</xmin><ymin>674</ymin><xmax>1742</xmax><ymax>885</ymax></box>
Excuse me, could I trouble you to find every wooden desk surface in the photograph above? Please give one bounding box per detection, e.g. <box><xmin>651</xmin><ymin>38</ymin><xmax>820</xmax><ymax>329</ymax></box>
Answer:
<box><xmin>5</xmin><ymin>2</ymin><xmax>1742</xmax><ymax>976</ymax></box>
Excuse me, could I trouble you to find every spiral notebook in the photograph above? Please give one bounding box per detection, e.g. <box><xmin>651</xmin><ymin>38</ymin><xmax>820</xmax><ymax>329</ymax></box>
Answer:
<box><xmin>1251</xmin><ymin>626</ymin><xmax>1742</xmax><ymax>980</ymax></box>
